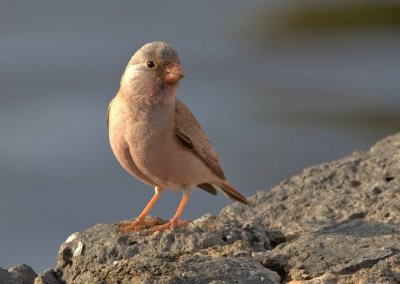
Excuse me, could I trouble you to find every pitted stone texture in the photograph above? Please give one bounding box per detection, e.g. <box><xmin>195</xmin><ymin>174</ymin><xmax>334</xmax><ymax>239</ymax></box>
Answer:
<box><xmin>34</xmin><ymin>269</ymin><xmax>63</xmax><ymax>284</ymax></box>
<box><xmin>221</xmin><ymin>133</ymin><xmax>400</xmax><ymax>236</ymax></box>
<box><xmin>262</xmin><ymin>220</ymin><xmax>400</xmax><ymax>282</ymax></box>
<box><xmin>0</xmin><ymin>264</ymin><xmax>37</xmax><ymax>284</ymax></box>
<box><xmin>35</xmin><ymin>132</ymin><xmax>400</xmax><ymax>284</ymax></box>
<box><xmin>56</xmin><ymin>215</ymin><xmax>277</xmax><ymax>283</ymax></box>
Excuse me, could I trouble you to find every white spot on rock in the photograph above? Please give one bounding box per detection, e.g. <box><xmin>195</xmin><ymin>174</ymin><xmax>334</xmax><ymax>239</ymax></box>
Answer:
<box><xmin>73</xmin><ymin>241</ymin><xmax>84</xmax><ymax>256</ymax></box>
<box><xmin>65</xmin><ymin>232</ymin><xmax>79</xmax><ymax>243</ymax></box>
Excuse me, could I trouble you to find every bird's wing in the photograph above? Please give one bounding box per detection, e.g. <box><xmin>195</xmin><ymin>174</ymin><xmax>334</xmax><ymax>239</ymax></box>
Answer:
<box><xmin>174</xmin><ymin>98</ymin><xmax>226</xmax><ymax>180</ymax></box>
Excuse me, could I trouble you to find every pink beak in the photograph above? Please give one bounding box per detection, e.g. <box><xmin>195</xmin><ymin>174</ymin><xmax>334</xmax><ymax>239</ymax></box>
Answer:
<box><xmin>164</xmin><ymin>62</ymin><xmax>185</xmax><ymax>84</ymax></box>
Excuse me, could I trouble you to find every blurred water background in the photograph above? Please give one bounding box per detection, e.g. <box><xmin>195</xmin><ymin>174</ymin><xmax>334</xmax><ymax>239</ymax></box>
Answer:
<box><xmin>1</xmin><ymin>1</ymin><xmax>399</xmax><ymax>272</ymax></box>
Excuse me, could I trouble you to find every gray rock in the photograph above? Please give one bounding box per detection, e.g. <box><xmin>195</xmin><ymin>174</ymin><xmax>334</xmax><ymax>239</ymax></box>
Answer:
<box><xmin>0</xmin><ymin>264</ymin><xmax>37</xmax><ymax>284</ymax></box>
<box><xmin>262</xmin><ymin>220</ymin><xmax>400</xmax><ymax>282</ymax></box>
<box><xmin>30</xmin><ymin>132</ymin><xmax>400</xmax><ymax>283</ymax></box>
<box><xmin>34</xmin><ymin>269</ymin><xmax>63</xmax><ymax>284</ymax></box>
<box><xmin>55</xmin><ymin>215</ymin><xmax>279</xmax><ymax>283</ymax></box>
<box><xmin>221</xmin><ymin>133</ymin><xmax>400</xmax><ymax>236</ymax></box>
<box><xmin>220</xmin><ymin>133</ymin><xmax>400</xmax><ymax>282</ymax></box>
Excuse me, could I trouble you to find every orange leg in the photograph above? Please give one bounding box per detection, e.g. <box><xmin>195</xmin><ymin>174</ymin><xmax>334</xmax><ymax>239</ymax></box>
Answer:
<box><xmin>148</xmin><ymin>192</ymin><xmax>190</xmax><ymax>234</ymax></box>
<box><xmin>120</xmin><ymin>187</ymin><xmax>164</xmax><ymax>233</ymax></box>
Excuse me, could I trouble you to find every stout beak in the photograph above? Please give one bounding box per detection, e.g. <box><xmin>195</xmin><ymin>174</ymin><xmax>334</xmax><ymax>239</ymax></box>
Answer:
<box><xmin>164</xmin><ymin>62</ymin><xmax>185</xmax><ymax>84</ymax></box>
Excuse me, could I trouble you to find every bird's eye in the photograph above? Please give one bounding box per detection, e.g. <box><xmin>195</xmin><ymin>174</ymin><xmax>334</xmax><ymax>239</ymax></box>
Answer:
<box><xmin>146</xmin><ymin>61</ymin><xmax>156</xmax><ymax>69</ymax></box>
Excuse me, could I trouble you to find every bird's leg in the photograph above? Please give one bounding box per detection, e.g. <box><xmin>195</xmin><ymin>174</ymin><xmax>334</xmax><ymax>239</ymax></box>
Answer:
<box><xmin>120</xmin><ymin>187</ymin><xmax>164</xmax><ymax>233</ymax></box>
<box><xmin>148</xmin><ymin>192</ymin><xmax>190</xmax><ymax>234</ymax></box>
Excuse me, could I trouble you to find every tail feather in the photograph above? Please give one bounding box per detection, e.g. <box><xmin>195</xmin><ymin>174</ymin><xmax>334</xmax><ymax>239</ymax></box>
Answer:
<box><xmin>197</xmin><ymin>183</ymin><xmax>218</xmax><ymax>195</ymax></box>
<box><xmin>217</xmin><ymin>181</ymin><xmax>249</xmax><ymax>205</ymax></box>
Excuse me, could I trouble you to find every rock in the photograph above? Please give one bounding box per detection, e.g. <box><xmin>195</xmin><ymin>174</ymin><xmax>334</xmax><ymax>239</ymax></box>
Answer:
<box><xmin>55</xmin><ymin>215</ymin><xmax>279</xmax><ymax>283</ymax></box>
<box><xmin>0</xmin><ymin>264</ymin><xmax>37</xmax><ymax>284</ymax></box>
<box><xmin>262</xmin><ymin>220</ymin><xmax>399</xmax><ymax>282</ymax></box>
<box><xmin>221</xmin><ymin>133</ymin><xmax>400</xmax><ymax>236</ymax></box>
<box><xmin>34</xmin><ymin>269</ymin><xmax>63</xmax><ymax>284</ymax></box>
<box><xmin>220</xmin><ymin>132</ymin><xmax>400</xmax><ymax>283</ymax></box>
<box><xmin>12</xmin><ymin>133</ymin><xmax>399</xmax><ymax>283</ymax></box>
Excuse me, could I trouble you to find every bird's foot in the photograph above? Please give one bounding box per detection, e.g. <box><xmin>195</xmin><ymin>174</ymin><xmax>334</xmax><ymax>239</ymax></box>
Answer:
<box><xmin>120</xmin><ymin>217</ymin><xmax>164</xmax><ymax>233</ymax></box>
<box><xmin>147</xmin><ymin>219</ymin><xmax>190</xmax><ymax>235</ymax></box>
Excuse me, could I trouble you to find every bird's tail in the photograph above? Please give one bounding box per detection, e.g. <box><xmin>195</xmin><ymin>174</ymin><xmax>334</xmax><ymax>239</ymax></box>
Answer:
<box><xmin>216</xmin><ymin>180</ymin><xmax>249</xmax><ymax>205</ymax></box>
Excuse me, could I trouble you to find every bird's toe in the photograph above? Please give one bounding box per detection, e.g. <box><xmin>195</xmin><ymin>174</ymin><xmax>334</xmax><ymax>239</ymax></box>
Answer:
<box><xmin>120</xmin><ymin>217</ymin><xmax>164</xmax><ymax>233</ymax></box>
<box><xmin>147</xmin><ymin>219</ymin><xmax>190</xmax><ymax>235</ymax></box>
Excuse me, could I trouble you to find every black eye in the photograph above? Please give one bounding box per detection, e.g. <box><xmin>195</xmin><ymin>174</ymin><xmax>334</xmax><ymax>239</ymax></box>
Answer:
<box><xmin>146</xmin><ymin>61</ymin><xmax>156</xmax><ymax>68</ymax></box>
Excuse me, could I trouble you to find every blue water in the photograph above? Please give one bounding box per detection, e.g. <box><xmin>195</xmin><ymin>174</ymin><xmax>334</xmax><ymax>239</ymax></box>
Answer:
<box><xmin>1</xmin><ymin>1</ymin><xmax>399</xmax><ymax>272</ymax></box>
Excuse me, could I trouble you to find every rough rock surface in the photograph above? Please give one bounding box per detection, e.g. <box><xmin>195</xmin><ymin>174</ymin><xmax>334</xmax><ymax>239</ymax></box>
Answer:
<box><xmin>55</xmin><ymin>215</ymin><xmax>279</xmax><ymax>283</ymax></box>
<box><xmin>51</xmin><ymin>133</ymin><xmax>400</xmax><ymax>283</ymax></box>
<box><xmin>4</xmin><ymin>133</ymin><xmax>400</xmax><ymax>283</ymax></box>
<box><xmin>221</xmin><ymin>133</ymin><xmax>400</xmax><ymax>283</ymax></box>
<box><xmin>0</xmin><ymin>264</ymin><xmax>37</xmax><ymax>284</ymax></box>
<box><xmin>34</xmin><ymin>269</ymin><xmax>63</xmax><ymax>284</ymax></box>
<box><xmin>262</xmin><ymin>220</ymin><xmax>400</xmax><ymax>282</ymax></box>
<box><xmin>221</xmin><ymin>133</ymin><xmax>400</xmax><ymax>235</ymax></box>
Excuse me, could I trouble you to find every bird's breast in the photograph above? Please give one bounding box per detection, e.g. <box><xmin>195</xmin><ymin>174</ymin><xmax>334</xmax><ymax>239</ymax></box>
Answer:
<box><xmin>109</xmin><ymin>97</ymin><xmax>174</xmax><ymax>167</ymax></box>
<box><xmin>109</xmin><ymin>95</ymin><xmax>209</xmax><ymax>189</ymax></box>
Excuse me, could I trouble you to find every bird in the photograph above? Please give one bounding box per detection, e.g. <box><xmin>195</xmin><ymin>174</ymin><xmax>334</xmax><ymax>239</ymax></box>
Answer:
<box><xmin>107</xmin><ymin>42</ymin><xmax>248</xmax><ymax>234</ymax></box>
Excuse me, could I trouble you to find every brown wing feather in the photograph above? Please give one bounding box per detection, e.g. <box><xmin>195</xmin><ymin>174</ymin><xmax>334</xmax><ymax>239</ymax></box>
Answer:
<box><xmin>175</xmin><ymin>99</ymin><xmax>226</xmax><ymax>180</ymax></box>
<box><xmin>197</xmin><ymin>183</ymin><xmax>218</xmax><ymax>195</ymax></box>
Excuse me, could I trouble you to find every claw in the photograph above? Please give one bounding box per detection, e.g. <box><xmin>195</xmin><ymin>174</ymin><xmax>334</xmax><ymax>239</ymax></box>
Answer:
<box><xmin>120</xmin><ymin>217</ymin><xmax>164</xmax><ymax>233</ymax></box>
<box><xmin>147</xmin><ymin>219</ymin><xmax>190</xmax><ymax>235</ymax></box>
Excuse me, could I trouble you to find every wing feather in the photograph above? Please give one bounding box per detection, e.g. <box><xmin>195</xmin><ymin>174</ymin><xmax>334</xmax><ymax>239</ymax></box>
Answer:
<box><xmin>175</xmin><ymin>99</ymin><xmax>226</xmax><ymax>180</ymax></box>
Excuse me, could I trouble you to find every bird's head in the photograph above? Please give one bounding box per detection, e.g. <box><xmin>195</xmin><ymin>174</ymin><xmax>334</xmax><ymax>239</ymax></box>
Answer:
<box><xmin>120</xmin><ymin>42</ymin><xmax>185</xmax><ymax>102</ymax></box>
